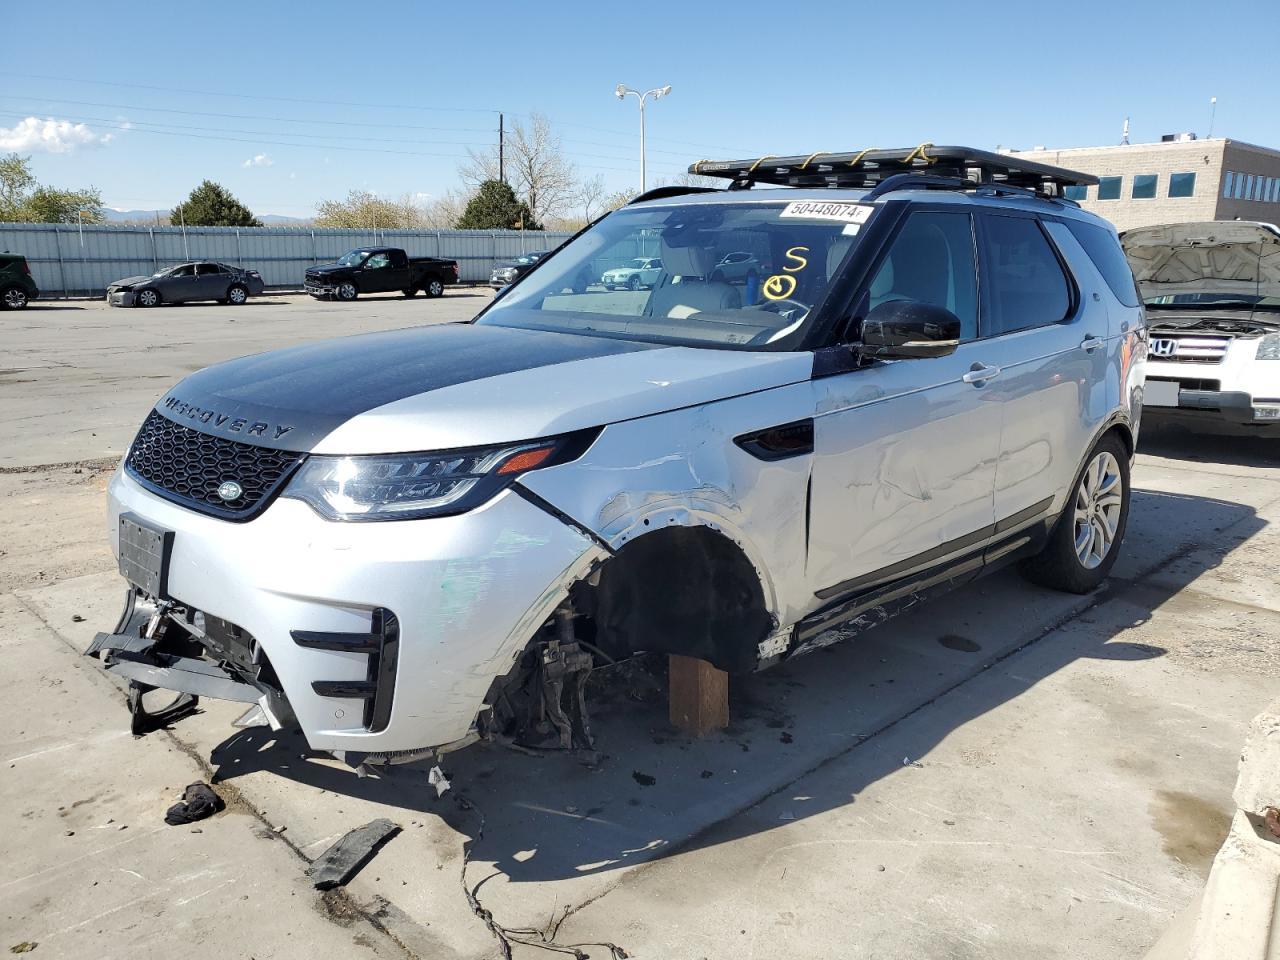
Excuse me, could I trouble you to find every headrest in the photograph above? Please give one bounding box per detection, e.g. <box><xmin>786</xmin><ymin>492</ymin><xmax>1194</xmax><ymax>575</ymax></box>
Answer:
<box><xmin>659</xmin><ymin>237</ymin><xmax>715</xmax><ymax>278</ymax></box>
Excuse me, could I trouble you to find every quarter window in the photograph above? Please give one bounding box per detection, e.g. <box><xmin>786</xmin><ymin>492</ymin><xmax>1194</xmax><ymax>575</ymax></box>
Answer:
<box><xmin>1132</xmin><ymin>174</ymin><xmax>1157</xmax><ymax>199</ymax></box>
<box><xmin>980</xmin><ymin>215</ymin><xmax>1072</xmax><ymax>336</ymax></box>
<box><xmin>1097</xmin><ymin>177</ymin><xmax>1122</xmax><ymax>201</ymax></box>
<box><xmin>1168</xmin><ymin>172</ymin><xmax>1196</xmax><ymax>198</ymax></box>
<box><xmin>1064</xmin><ymin>220</ymin><xmax>1140</xmax><ymax>307</ymax></box>
<box><xmin>866</xmin><ymin>211</ymin><xmax>978</xmax><ymax>341</ymax></box>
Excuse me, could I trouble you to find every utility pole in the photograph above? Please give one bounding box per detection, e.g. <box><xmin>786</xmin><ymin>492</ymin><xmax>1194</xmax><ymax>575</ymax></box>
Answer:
<box><xmin>498</xmin><ymin>112</ymin><xmax>505</xmax><ymax>184</ymax></box>
<box><xmin>1208</xmin><ymin>97</ymin><xmax>1218</xmax><ymax>139</ymax></box>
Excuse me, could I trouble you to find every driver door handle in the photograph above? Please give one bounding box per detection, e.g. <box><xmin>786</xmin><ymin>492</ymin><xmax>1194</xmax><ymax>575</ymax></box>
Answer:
<box><xmin>1080</xmin><ymin>334</ymin><xmax>1104</xmax><ymax>352</ymax></box>
<box><xmin>962</xmin><ymin>364</ymin><xmax>1001</xmax><ymax>385</ymax></box>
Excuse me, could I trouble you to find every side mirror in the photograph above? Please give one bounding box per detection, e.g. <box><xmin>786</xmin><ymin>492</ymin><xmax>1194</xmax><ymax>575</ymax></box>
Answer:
<box><xmin>858</xmin><ymin>300</ymin><xmax>961</xmax><ymax>359</ymax></box>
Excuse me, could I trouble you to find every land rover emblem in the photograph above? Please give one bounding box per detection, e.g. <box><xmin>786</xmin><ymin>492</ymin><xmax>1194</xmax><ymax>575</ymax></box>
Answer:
<box><xmin>217</xmin><ymin>481</ymin><xmax>243</xmax><ymax>502</ymax></box>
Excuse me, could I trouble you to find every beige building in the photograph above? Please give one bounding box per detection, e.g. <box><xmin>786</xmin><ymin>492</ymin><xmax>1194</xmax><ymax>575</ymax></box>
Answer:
<box><xmin>1004</xmin><ymin>137</ymin><xmax>1280</xmax><ymax>232</ymax></box>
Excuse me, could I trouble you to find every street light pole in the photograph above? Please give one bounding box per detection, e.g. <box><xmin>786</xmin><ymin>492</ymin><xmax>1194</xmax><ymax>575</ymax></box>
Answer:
<box><xmin>615</xmin><ymin>83</ymin><xmax>671</xmax><ymax>193</ymax></box>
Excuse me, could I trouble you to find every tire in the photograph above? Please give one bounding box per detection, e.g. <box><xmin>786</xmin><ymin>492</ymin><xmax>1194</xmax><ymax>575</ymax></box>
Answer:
<box><xmin>336</xmin><ymin>281</ymin><xmax>358</xmax><ymax>302</ymax></box>
<box><xmin>1</xmin><ymin>286</ymin><xmax>29</xmax><ymax>310</ymax></box>
<box><xmin>226</xmin><ymin>284</ymin><xmax>248</xmax><ymax>305</ymax></box>
<box><xmin>627</xmin><ymin>275</ymin><xmax>641</xmax><ymax>291</ymax></box>
<box><xmin>1019</xmin><ymin>432</ymin><xmax>1130</xmax><ymax>594</ymax></box>
<box><xmin>425</xmin><ymin>278</ymin><xmax>444</xmax><ymax>298</ymax></box>
<box><xmin>402</xmin><ymin>287</ymin><xmax>418</xmax><ymax>298</ymax></box>
<box><xmin>136</xmin><ymin>288</ymin><xmax>160</xmax><ymax>308</ymax></box>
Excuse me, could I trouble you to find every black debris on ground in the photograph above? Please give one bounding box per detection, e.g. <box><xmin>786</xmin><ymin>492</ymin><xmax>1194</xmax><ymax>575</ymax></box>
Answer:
<box><xmin>631</xmin><ymin>771</ymin><xmax>656</xmax><ymax>787</ymax></box>
<box><xmin>164</xmin><ymin>782</ymin><xmax>224</xmax><ymax>826</ymax></box>
<box><xmin>307</xmin><ymin>819</ymin><xmax>401</xmax><ymax>891</ymax></box>
<box><xmin>779</xmin><ymin>731</ymin><xmax>794</xmax><ymax>744</ymax></box>
<box><xmin>700</xmin><ymin>770</ymin><xmax>713</xmax><ymax>779</ymax></box>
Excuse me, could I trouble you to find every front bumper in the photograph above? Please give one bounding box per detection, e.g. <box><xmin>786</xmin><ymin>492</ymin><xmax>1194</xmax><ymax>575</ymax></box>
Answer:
<box><xmin>304</xmin><ymin>281</ymin><xmax>337</xmax><ymax>297</ymax></box>
<box><xmin>1144</xmin><ymin>387</ymin><xmax>1280</xmax><ymax>433</ymax></box>
<box><xmin>103</xmin><ymin>468</ymin><xmax>604</xmax><ymax>754</ymax></box>
<box><xmin>107</xmin><ymin>289</ymin><xmax>137</xmax><ymax>306</ymax></box>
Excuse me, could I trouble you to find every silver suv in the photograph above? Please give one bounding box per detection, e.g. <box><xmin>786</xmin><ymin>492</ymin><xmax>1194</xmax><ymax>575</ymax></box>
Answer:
<box><xmin>89</xmin><ymin>146</ymin><xmax>1148</xmax><ymax>768</ymax></box>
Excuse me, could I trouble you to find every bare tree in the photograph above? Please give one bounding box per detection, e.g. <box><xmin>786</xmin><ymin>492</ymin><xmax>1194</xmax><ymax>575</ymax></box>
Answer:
<box><xmin>576</xmin><ymin>174</ymin><xmax>608</xmax><ymax>224</ymax></box>
<box><xmin>422</xmin><ymin>188</ymin><xmax>471</xmax><ymax>229</ymax></box>
<box><xmin>461</xmin><ymin>113</ymin><xmax>576</xmax><ymax>226</ymax></box>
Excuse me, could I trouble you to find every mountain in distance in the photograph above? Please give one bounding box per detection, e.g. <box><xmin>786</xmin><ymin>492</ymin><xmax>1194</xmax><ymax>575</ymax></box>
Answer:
<box><xmin>101</xmin><ymin>208</ymin><xmax>308</xmax><ymax>225</ymax></box>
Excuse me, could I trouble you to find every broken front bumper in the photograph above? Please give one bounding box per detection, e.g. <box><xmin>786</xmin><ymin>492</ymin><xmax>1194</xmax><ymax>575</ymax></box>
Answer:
<box><xmin>97</xmin><ymin>467</ymin><xmax>605</xmax><ymax>757</ymax></box>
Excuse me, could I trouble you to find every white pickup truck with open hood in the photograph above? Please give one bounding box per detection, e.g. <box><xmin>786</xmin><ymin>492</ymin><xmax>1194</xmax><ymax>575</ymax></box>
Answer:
<box><xmin>1123</xmin><ymin>221</ymin><xmax>1280</xmax><ymax>435</ymax></box>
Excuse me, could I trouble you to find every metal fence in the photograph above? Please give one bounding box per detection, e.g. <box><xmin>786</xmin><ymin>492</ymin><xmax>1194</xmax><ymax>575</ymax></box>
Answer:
<box><xmin>0</xmin><ymin>223</ymin><xmax>576</xmax><ymax>296</ymax></box>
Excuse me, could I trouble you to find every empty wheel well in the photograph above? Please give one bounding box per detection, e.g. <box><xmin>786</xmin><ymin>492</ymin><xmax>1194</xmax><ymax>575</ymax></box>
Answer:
<box><xmin>577</xmin><ymin>526</ymin><xmax>772</xmax><ymax>674</ymax></box>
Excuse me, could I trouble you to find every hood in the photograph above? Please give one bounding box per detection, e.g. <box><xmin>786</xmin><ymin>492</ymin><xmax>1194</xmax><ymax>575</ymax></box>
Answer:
<box><xmin>1121</xmin><ymin>221</ymin><xmax>1280</xmax><ymax>299</ymax></box>
<box><xmin>306</xmin><ymin>264</ymin><xmax>345</xmax><ymax>275</ymax></box>
<box><xmin>155</xmin><ymin>323</ymin><xmax>811</xmax><ymax>455</ymax></box>
<box><xmin>110</xmin><ymin>275</ymin><xmax>151</xmax><ymax>288</ymax></box>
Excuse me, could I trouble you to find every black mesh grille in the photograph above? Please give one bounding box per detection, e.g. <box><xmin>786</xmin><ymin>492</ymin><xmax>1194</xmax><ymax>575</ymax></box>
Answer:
<box><xmin>125</xmin><ymin>410</ymin><xmax>305</xmax><ymax>519</ymax></box>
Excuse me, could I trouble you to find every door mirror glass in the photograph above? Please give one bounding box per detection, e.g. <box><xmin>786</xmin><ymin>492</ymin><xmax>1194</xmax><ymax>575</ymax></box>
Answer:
<box><xmin>859</xmin><ymin>300</ymin><xmax>961</xmax><ymax>359</ymax></box>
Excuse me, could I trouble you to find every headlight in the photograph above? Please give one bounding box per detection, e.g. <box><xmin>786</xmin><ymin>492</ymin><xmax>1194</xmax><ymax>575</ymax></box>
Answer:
<box><xmin>282</xmin><ymin>434</ymin><xmax>591</xmax><ymax>521</ymax></box>
<box><xmin>1256</xmin><ymin>334</ymin><xmax>1280</xmax><ymax>360</ymax></box>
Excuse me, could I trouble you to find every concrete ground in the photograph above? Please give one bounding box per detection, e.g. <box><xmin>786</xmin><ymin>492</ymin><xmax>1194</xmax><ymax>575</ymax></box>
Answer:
<box><xmin>1</xmin><ymin>295</ymin><xmax>1277</xmax><ymax>959</ymax></box>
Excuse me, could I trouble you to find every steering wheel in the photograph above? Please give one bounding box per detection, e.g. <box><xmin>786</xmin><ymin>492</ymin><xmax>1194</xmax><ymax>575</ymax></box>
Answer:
<box><xmin>751</xmin><ymin>298</ymin><xmax>811</xmax><ymax>320</ymax></box>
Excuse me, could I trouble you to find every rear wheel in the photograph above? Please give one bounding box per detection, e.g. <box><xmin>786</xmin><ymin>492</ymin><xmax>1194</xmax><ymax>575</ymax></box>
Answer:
<box><xmin>425</xmin><ymin>278</ymin><xmax>444</xmax><ymax>298</ymax></box>
<box><xmin>226</xmin><ymin>284</ymin><xmax>248</xmax><ymax>305</ymax></box>
<box><xmin>1019</xmin><ymin>433</ymin><xmax>1130</xmax><ymax>594</ymax></box>
<box><xmin>336</xmin><ymin>281</ymin><xmax>358</xmax><ymax>302</ymax></box>
<box><xmin>1</xmin><ymin>286</ymin><xmax>28</xmax><ymax>310</ymax></box>
<box><xmin>137</xmin><ymin>288</ymin><xmax>160</xmax><ymax>308</ymax></box>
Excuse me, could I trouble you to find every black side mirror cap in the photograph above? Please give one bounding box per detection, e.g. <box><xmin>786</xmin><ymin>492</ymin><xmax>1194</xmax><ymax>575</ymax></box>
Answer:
<box><xmin>858</xmin><ymin>300</ymin><xmax>961</xmax><ymax>360</ymax></box>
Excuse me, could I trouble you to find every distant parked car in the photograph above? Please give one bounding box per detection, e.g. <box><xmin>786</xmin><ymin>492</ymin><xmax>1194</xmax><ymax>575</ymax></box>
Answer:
<box><xmin>108</xmin><ymin>262</ymin><xmax>265</xmax><ymax>307</ymax></box>
<box><xmin>712</xmin><ymin>251</ymin><xmax>761</xmax><ymax>283</ymax></box>
<box><xmin>305</xmin><ymin>247</ymin><xmax>459</xmax><ymax>301</ymax></box>
<box><xmin>0</xmin><ymin>251</ymin><xmax>39</xmax><ymax>310</ymax></box>
<box><xmin>601</xmin><ymin>257</ymin><xmax>663</xmax><ymax>290</ymax></box>
<box><xmin>489</xmin><ymin>252</ymin><xmax>547</xmax><ymax>290</ymax></box>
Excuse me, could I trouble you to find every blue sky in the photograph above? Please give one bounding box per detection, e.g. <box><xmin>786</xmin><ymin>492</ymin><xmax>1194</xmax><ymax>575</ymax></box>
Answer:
<box><xmin>4</xmin><ymin>0</ymin><xmax>1276</xmax><ymax>218</ymax></box>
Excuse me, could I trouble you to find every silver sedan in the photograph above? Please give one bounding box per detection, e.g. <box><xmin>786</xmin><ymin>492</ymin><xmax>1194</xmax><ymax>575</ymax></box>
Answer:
<box><xmin>108</xmin><ymin>262</ymin><xmax>266</xmax><ymax>307</ymax></box>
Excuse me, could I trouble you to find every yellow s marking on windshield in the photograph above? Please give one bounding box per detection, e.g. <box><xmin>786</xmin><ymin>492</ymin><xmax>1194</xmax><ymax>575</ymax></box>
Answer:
<box><xmin>762</xmin><ymin>274</ymin><xmax>797</xmax><ymax>300</ymax></box>
<box><xmin>783</xmin><ymin>246</ymin><xmax>809</xmax><ymax>273</ymax></box>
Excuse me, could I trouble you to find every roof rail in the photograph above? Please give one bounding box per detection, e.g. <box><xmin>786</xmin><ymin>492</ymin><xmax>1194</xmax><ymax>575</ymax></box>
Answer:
<box><xmin>689</xmin><ymin>144</ymin><xmax>1096</xmax><ymax>198</ymax></box>
<box><xmin>627</xmin><ymin>185</ymin><xmax>721</xmax><ymax>205</ymax></box>
<box><xmin>860</xmin><ymin>172</ymin><xmax>1081</xmax><ymax>206</ymax></box>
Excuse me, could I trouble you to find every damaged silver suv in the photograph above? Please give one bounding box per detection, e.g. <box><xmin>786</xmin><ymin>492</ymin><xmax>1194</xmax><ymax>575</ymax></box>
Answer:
<box><xmin>89</xmin><ymin>146</ymin><xmax>1147</xmax><ymax>769</ymax></box>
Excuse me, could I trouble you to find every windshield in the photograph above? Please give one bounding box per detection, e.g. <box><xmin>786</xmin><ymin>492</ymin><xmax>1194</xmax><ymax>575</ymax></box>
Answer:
<box><xmin>337</xmin><ymin>250</ymin><xmax>368</xmax><ymax>267</ymax></box>
<box><xmin>1145</xmin><ymin>292</ymin><xmax>1280</xmax><ymax>311</ymax></box>
<box><xmin>477</xmin><ymin>198</ymin><xmax>873</xmax><ymax>350</ymax></box>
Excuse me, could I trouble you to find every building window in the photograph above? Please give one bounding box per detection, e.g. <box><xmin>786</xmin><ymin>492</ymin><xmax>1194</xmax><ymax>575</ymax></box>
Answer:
<box><xmin>1064</xmin><ymin>184</ymin><xmax>1088</xmax><ymax>200</ymax></box>
<box><xmin>1132</xmin><ymin>174</ymin><xmax>1158</xmax><ymax>199</ymax></box>
<box><xmin>1223</xmin><ymin>171</ymin><xmax>1236</xmax><ymax>198</ymax></box>
<box><xmin>1168</xmin><ymin>172</ymin><xmax>1196</xmax><ymax>198</ymax></box>
<box><xmin>1097</xmin><ymin>176</ymin><xmax>1122</xmax><ymax>201</ymax></box>
<box><xmin>1256</xmin><ymin>176</ymin><xmax>1267</xmax><ymax>201</ymax></box>
<box><xmin>1243</xmin><ymin>174</ymin><xmax>1255</xmax><ymax>200</ymax></box>
<box><xmin>1270</xmin><ymin>178</ymin><xmax>1279</xmax><ymax>203</ymax></box>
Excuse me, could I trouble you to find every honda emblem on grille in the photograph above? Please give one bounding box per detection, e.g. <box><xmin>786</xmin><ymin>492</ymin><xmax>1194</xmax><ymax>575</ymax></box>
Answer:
<box><xmin>1150</xmin><ymin>338</ymin><xmax>1177</xmax><ymax>357</ymax></box>
<box><xmin>217</xmin><ymin>481</ymin><xmax>243</xmax><ymax>502</ymax></box>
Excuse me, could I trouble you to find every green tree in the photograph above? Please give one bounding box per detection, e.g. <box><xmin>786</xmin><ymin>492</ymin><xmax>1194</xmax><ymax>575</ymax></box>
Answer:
<box><xmin>455</xmin><ymin>179</ymin><xmax>540</xmax><ymax>231</ymax></box>
<box><xmin>0</xmin><ymin>153</ymin><xmax>103</xmax><ymax>223</ymax></box>
<box><xmin>171</xmin><ymin>180</ymin><xmax>261</xmax><ymax>227</ymax></box>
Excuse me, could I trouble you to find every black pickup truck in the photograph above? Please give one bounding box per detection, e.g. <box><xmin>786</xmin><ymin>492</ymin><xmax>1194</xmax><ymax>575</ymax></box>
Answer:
<box><xmin>305</xmin><ymin>247</ymin><xmax>459</xmax><ymax>301</ymax></box>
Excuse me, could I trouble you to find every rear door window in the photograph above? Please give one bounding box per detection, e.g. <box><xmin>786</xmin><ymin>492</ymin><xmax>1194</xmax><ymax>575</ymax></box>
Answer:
<box><xmin>866</xmin><ymin>210</ymin><xmax>978</xmax><ymax>341</ymax></box>
<box><xmin>980</xmin><ymin>215</ymin><xmax>1073</xmax><ymax>336</ymax></box>
<box><xmin>1064</xmin><ymin>220</ymin><xmax>1140</xmax><ymax>307</ymax></box>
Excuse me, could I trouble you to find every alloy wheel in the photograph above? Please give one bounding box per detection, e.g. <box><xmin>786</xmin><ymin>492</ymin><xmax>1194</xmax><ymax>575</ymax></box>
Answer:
<box><xmin>138</xmin><ymin>289</ymin><xmax>158</xmax><ymax>307</ymax></box>
<box><xmin>428</xmin><ymin>280</ymin><xmax>443</xmax><ymax>297</ymax></box>
<box><xmin>3</xmin><ymin>288</ymin><xmax>26</xmax><ymax>309</ymax></box>
<box><xmin>1073</xmin><ymin>451</ymin><xmax>1123</xmax><ymax>569</ymax></box>
<box><xmin>228</xmin><ymin>286</ymin><xmax>247</xmax><ymax>304</ymax></box>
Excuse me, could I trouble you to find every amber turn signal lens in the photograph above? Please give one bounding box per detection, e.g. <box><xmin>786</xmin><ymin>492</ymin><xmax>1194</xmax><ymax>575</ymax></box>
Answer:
<box><xmin>495</xmin><ymin>446</ymin><xmax>555</xmax><ymax>475</ymax></box>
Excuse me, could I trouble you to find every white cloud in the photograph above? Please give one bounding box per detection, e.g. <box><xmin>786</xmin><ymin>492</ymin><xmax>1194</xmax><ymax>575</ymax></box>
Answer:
<box><xmin>242</xmin><ymin>153</ymin><xmax>274</xmax><ymax>168</ymax></box>
<box><xmin>0</xmin><ymin>117</ymin><xmax>112</xmax><ymax>153</ymax></box>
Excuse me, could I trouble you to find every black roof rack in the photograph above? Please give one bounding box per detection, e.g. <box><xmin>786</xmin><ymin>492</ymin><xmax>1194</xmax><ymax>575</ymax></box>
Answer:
<box><xmin>689</xmin><ymin>144</ymin><xmax>1097</xmax><ymax>198</ymax></box>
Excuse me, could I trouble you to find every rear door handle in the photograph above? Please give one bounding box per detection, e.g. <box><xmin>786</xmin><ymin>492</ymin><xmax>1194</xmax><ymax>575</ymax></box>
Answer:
<box><xmin>962</xmin><ymin>364</ymin><xmax>1001</xmax><ymax>385</ymax></box>
<box><xmin>1080</xmin><ymin>334</ymin><xmax>1104</xmax><ymax>352</ymax></box>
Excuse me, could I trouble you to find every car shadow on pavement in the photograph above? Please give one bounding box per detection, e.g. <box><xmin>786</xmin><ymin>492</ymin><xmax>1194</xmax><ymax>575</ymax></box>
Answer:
<box><xmin>1140</xmin><ymin>422</ymin><xmax>1279</xmax><ymax>469</ymax></box>
<box><xmin>206</xmin><ymin>486</ymin><xmax>1263</xmax><ymax>887</ymax></box>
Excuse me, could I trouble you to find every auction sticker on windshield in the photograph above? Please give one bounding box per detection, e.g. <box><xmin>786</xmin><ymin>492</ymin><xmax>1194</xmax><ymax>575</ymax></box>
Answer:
<box><xmin>779</xmin><ymin>201</ymin><xmax>873</xmax><ymax>224</ymax></box>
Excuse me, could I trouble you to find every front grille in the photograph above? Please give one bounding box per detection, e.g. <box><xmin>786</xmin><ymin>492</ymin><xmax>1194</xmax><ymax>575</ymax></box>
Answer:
<box><xmin>1148</xmin><ymin>376</ymin><xmax>1221</xmax><ymax>392</ymax></box>
<box><xmin>125</xmin><ymin>410</ymin><xmax>305</xmax><ymax>520</ymax></box>
<box><xmin>1151</xmin><ymin>333</ymin><xmax>1231</xmax><ymax>363</ymax></box>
